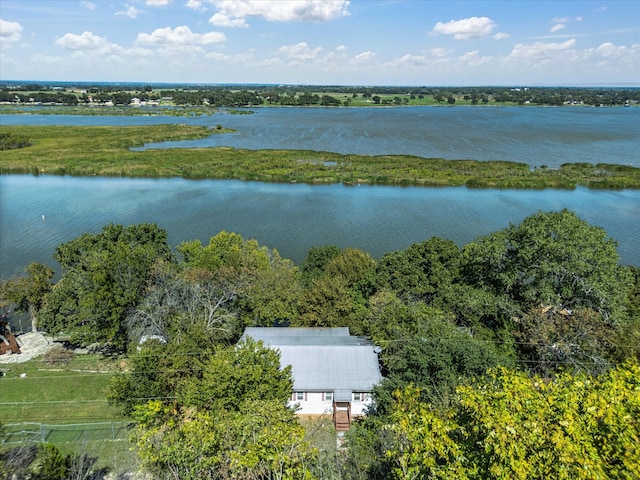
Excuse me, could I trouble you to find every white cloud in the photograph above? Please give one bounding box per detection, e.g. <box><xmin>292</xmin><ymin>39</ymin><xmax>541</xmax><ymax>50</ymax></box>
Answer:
<box><xmin>552</xmin><ymin>16</ymin><xmax>569</xmax><ymax>24</ymax></box>
<box><xmin>595</xmin><ymin>42</ymin><xmax>623</xmax><ymax>57</ymax></box>
<box><xmin>205</xmin><ymin>51</ymin><xmax>233</xmax><ymax>61</ymax></box>
<box><xmin>351</xmin><ymin>50</ymin><xmax>374</xmax><ymax>65</ymax></box>
<box><xmin>430</xmin><ymin>47</ymin><xmax>452</xmax><ymax>57</ymax></box>
<box><xmin>592</xmin><ymin>41</ymin><xmax>640</xmax><ymax>62</ymax></box>
<box><xmin>278</xmin><ymin>42</ymin><xmax>323</xmax><ymax>60</ymax></box>
<box><xmin>550</xmin><ymin>24</ymin><xmax>565</xmax><ymax>33</ymax></box>
<box><xmin>432</xmin><ymin>16</ymin><xmax>497</xmax><ymax>40</ymax></box>
<box><xmin>208</xmin><ymin>0</ymin><xmax>350</xmax><ymax>27</ymax></box>
<box><xmin>146</xmin><ymin>0</ymin><xmax>171</xmax><ymax>5</ymax></box>
<box><xmin>136</xmin><ymin>26</ymin><xmax>226</xmax><ymax>45</ymax></box>
<box><xmin>509</xmin><ymin>38</ymin><xmax>577</xmax><ymax>59</ymax></box>
<box><xmin>493</xmin><ymin>32</ymin><xmax>509</xmax><ymax>40</ymax></box>
<box><xmin>209</xmin><ymin>12</ymin><xmax>248</xmax><ymax>28</ymax></box>
<box><xmin>186</xmin><ymin>0</ymin><xmax>207</xmax><ymax>12</ymax></box>
<box><xmin>116</xmin><ymin>5</ymin><xmax>140</xmax><ymax>19</ymax></box>
<box><xmin>55</xmin><ymin>31</ymin><xmax>119</xmax><ymax>52</ymax></box>
<box><xmin>0</xmin><ymin>19</ymin><xmax>23</xmax><ymax>44</ymax></box>
<box><xmin>394</xmin><ymin>54</ymin><xmax>428</xmax><ymax>66</ymax></box>
<box><xmin>459</xmin><ymin>49</ymin><xmax>491</xmax><ymax>67</ymax></box>
<box><xmin>81</xmin><ymin>1</ymin><xmax>97</xmax><ymax>10</ymax></box>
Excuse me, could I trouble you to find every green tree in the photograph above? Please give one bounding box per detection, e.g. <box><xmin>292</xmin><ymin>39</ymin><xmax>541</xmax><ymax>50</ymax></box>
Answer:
<box><xmin>384</xmin><ymin>361</ymin><xmax>640</xmax><ymax>479</ymax></box>
<box><xmin>297</xmin><ymin>274</ymin><xmax>362</xmax><ymax>328</ymax></box>
<box><xmin>178</xmin><ymin>230</ymin><xmax>273</xmax><ymax>287</ymax></box>
<box><xmin>324</xmin><ymin>248</ymin><xmax>376</xmax><ymax>292</ymax></box>
<box><xmin>39</xmin><ymin>224</ymin><xmax>173</xmax><ymax>348</ymax></box>
<box><xmin>133</xmin><ymin>399</ymin><xmax>314</xmax><ymax>480</ymax></box>
<box><xmin>376</xmin><ymin>237</ymin><xmax>461</xmax><ymax>304</ymax></box>
<box><xmin>300</xmin><ymin>245</ymin><xmax>342</xmax><ymax>285</ymax></box>
<box><xmin>514</xmin><ymin>306</ymin><xmax>617</xmax><ymax>375</ymax></box>
<box><xmin>462</xmin><ymin>209</ymin><xmax>630</xmax><ymax>324</ymax></box>
<box><xmin>130</xmin><ymin>339</ymin><xmax>315</xmax><ymax>479</ymax></box>
<box><xmin>0</xmin><ymin>263</ymin><xmax>53</xmax><ymax>332</ymax></box>
<box><xmin>179</xmin><ymin>338</ymin><xmax>293</xmax><ymax>411</ymax></box>
<box><xmin>374</xmin><ymin>314</ymin><xmax>513</xmax><ymax>412</ymax></box>
<box><xmin>237</xmin><ymin>251</ymin><xmax>302</xmax><ymax>327</ymax></box>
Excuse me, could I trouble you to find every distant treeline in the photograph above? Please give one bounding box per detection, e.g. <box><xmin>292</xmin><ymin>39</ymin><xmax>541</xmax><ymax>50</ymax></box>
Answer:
<box><xmin>1</xmin><ymin>83</ymin><xmax>638</xmax><ymax>107</ymax></box>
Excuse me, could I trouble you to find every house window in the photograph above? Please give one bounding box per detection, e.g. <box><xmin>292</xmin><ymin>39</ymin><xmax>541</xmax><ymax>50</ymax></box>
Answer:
<box><xmin>353</xmin><ymin>392</ymin><xmax>370</xmax><ymax>402</ymax></box>
<box><xmin>324</xmin><ymin>392</ymin><xmax>333</xmax><ymax>402</ymax></box>
<box><xmin>296</xmin><ymin>391</ymin><xmax>305</xmax><ymax>401</ymax></box>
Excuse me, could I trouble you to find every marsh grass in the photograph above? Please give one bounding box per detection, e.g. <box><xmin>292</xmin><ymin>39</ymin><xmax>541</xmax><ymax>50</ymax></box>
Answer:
<box><xmin>1</xmin><ymin>125</ymin><xmax>638</xmax><ymax>189</ymax></box>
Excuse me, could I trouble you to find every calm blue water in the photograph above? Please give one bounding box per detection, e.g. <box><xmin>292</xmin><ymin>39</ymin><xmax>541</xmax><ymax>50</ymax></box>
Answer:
<box><xmin>2</xmin><ymin>106</ymin><xmax>639</xmax><ymax>167</ymax></box>
<box><xmin>1</xmin><ymin>175</ymin><xmax>638</xmax><ymax>280</ymax></box>
<box><xmin>1</xmin><ymin>107</ymin><xmax>639</xmax><ymax>277</ymax></box>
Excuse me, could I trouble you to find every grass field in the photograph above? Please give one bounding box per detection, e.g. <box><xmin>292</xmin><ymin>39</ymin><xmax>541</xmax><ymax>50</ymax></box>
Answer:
<box><xmin>0</xmin><ymin>352</ymin><xmax>138</xmax><ymax>475</ymax></box>
<box><xmin>0</xmin><ymin>353</ymin><xmax>123</xmax><ymax>424</ymax></box>
<box><xmin>2</xmin><ymin>125</ymin><xmax>638</xmax><ymax>189</ymax></box>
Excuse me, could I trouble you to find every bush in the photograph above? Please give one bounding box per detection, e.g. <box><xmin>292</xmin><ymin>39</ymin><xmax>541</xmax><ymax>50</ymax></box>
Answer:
<box><xmin>0</xmin><ymin>132</ymin><xmax>32</xmax><ymax>150</ymax></box>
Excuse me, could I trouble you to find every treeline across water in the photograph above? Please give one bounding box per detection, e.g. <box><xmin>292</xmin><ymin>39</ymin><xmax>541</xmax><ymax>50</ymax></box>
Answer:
<box><xmin>2</xmin><ymin>82</ymin><xmax>639</xmax><ymax>107</ymax></box>
<box><xmin>1</xmin><ymin>209</ymin><xmax>639</xmax><ymax>478</ymax></box>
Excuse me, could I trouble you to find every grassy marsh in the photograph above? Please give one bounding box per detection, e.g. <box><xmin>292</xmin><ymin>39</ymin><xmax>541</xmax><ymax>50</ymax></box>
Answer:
<box><xmin>1</xmin><ymin>125</ymin><xmax>639</xmax><ymax>189</ymax></box>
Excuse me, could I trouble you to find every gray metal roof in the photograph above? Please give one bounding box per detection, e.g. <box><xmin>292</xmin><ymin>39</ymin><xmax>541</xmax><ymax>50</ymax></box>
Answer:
<box><xmin>240</xmin><ymin>328</ymin><xmax>382</xmax><ymax>392</ymax></box>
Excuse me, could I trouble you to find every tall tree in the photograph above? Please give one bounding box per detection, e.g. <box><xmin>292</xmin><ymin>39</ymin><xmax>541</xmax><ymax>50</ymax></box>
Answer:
<box><xmin>376</xmin><ymin>237</ymin><xmax>461</xmax><ymax>304</ymax></box>
<box><xmin>462</xmin><ymin>209</ymin><xmax>630</xmax><ymax>324</ymax></box>
<box><xmin>0</xmin><ymin>262</ymin><xmax>54</xmax><ymax>332</ymax></box>
<box><xmin>39</xmin><ymin>224</ymin><xmax>173</xmax><ymax>348</ymax></box>
<box><xmin>130</xmin><ymin>339</ymin><xmax>315</xmax><ymax>479</ymax></box>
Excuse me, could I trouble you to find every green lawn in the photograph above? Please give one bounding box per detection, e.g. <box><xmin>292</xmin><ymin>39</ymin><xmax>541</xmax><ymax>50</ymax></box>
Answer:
<box><xmin>0</xmin><ymin>352</ymin><xmax>137</xmax><ymax>475</ymax></box>
<box><xmin>0</xmin><ymin>354</ymin><xmax>123</xmax><ymax>424</ymax></box>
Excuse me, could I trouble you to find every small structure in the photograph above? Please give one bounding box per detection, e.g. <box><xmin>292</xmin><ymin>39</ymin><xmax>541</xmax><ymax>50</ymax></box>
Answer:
<box><xmin>0</xmin><ymin>311</ymin><xmax>21</xmax><ymax>355</ymax></box>
<box><xmin>240</xmin><ymin>327</ymin><xmax>382</xmax><ymax>430</ymax></box>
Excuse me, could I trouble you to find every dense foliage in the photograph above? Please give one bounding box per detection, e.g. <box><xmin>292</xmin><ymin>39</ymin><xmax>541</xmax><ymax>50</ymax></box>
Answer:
<box><xmin>2</xmin><ymin>82</ymin><xmax>639</xmax><ymax>107</ymax></box>
<box><xmin>38</xmin><ymin>223</ymin><xmax>172</xmax><ymax>349</ymax></box>
<box><xmin>2</xmin><ymin>209</ymin><xmax>639</xmax><ymax>479</ymax></box>
<box><xmin>382</xmin><ymin>362</ymin><xmax>640</xmax><ymax>479</ymax></box>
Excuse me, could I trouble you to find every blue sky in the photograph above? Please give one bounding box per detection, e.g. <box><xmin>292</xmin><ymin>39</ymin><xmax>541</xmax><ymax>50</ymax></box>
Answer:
<box><xmin>1</xmin><ymin>0</ymin><xmax>638</xmax><ymax>86</ymax></box>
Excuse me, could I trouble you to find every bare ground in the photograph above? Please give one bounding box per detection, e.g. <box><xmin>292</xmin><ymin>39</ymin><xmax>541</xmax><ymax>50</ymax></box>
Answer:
<box><xmin>0</xmin><ymin>332</ymin><xmax>56</xmax><ymax>363</ymax></box>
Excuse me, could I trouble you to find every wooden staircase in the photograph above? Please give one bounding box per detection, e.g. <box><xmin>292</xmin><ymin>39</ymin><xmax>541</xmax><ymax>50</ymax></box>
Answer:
<box><xmin>333</xmin><ymin>401</ymin><xmax>351</xmax><ymax>431</ymax></box>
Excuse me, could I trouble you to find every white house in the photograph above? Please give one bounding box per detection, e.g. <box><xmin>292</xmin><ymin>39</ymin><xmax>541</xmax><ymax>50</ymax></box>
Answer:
<box><xmin>240</xmin><ymin>327</ymin><xmax>382</xmax><ymax>430</ymax></box>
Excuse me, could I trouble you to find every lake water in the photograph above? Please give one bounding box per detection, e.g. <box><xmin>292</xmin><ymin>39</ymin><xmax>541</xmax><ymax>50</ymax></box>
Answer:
<box><xmin>1</xmin><ymin>107</ymin><xmax>639</xmax><ymax>278</ymax></box>
<box><xmin>2</xmin><ymin>106</ymin><xmax>639</xmax><ymax>167</ymax></box>
<box><xmin>1</xmin><ymin>175</ymin><xmax>638</xmax><ymax>280</ymax></box>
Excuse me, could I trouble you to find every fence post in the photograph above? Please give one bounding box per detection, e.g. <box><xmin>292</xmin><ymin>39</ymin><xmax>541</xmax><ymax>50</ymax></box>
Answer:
<box><xmin>40</xmin><ymin>423</ymin><xmax>46</xmax><ymax>442</ymax></box>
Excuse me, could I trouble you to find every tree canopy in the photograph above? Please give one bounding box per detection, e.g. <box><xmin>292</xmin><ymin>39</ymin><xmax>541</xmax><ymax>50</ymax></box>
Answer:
<box><xmin>4</xmin><ymin>208</ymin><xmax>639</xmax><ymax>479</ymax></box>
<box><xmin>39</xmin><ymin>223</ymin><xmax>173</xmax><ymax>348</ymax></box>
